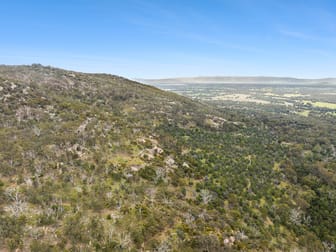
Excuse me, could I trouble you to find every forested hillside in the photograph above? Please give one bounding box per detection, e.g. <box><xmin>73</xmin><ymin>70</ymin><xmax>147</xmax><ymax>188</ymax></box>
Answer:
<box><xmin>0</xmin><ymin>65</ymin><xmax>335</xmax><ymax>251</ymax></box>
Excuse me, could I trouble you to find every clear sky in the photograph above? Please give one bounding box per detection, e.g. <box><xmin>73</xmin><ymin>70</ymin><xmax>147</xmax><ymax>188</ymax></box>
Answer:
<box><xmin>1</xmin><ymin>0</ymin><xmax>336</xmax><ymax>78</ymax></box>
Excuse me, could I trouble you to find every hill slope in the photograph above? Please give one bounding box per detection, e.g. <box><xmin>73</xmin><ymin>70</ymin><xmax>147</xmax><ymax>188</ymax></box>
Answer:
<box><xmin>0</xmin><ymin>65</ymin><xmax>335</xmax><ymax>251</ymax></box>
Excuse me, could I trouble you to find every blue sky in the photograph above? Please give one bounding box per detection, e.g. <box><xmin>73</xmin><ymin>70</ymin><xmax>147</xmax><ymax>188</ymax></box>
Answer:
<box><xmin>1</xmin><ymin>0</ymin><xmax>336</xmax><ymax>78</ymax></box>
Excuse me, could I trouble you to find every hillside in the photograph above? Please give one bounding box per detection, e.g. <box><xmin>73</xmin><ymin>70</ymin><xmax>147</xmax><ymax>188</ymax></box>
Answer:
<box><xmin>140</xmin><ymin>76</ymin><xmax>336</xmax><ymax>85</ymax></box>
<box><xmin>0</xmin><ymin>65</ymin><xmax>335</xmax><ymax>251</ymax></box>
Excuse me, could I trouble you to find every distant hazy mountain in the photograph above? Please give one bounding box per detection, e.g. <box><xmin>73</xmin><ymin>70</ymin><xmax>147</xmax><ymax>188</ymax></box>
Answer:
<box><xmin>139</xmin><ymin>76</ymin><xmax>336</xmax><ymax>85</ymax></box>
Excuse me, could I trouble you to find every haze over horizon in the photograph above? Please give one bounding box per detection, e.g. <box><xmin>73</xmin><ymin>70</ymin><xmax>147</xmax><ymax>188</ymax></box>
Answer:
<box><xmin>1</xmin><ymin>0</ymin><xmax>336</xmax><ymax>79</ymax></box>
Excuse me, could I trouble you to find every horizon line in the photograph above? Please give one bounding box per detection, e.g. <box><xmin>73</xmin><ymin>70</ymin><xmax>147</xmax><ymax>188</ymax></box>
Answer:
<box><xmin>1</xmin><ymin>63</ymin><xmax>335</xmax><ymax>80</ymax></box>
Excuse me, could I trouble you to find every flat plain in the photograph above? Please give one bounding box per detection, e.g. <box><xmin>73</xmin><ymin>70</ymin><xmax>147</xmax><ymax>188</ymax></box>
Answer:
<box><xmin>153</xmin><ymin>83</ymin><xmax>336</xmax><ymax>118</ymax></box>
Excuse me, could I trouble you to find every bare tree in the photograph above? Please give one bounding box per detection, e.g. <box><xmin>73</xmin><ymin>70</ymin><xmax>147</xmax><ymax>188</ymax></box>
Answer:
<box><xmin>156</xmin><ymin>240</ymin><xmax>171</xmax><ymax>252</ymax></box>
<box><xmin>117</xmin><ymin>232</ymin><xmax>132</xmax><ymax>249</ymax></box>
<box><xmin>146</xmin><ymin>188</ymin><xmax>157</xmax><ymax>206</ymax></box>
<box><xmin>155</xmin><ymin>167</ymin><xmax>167</xmax><ymax>183</ymax></box>
<box><xmin>5</xmin><ymin>188</ymin><xmax>27</xmax><ymax>216</ymax></box>
<box><xmin>289</xmin><ymin>208</ymin><xmax>302</xmax><ymax>225</ymax></box>
<box><xmin>32</xmin><ymin>125</ymin><xmax>41</xmax><ymax>137</ymax></box>
<box><xmin>183</xmin><ymin>212</ymin><xmax>195</xmax><ymax>227</ymax></box>
<box><xmin>322</xmin><ymin>241</ymin><xmax>335</xmax><ymax>252</ymax></box>
<box><xmin>200</xmin><ymin>189</ymin><xmax>212</xmax><ymax>205</ymax></box>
